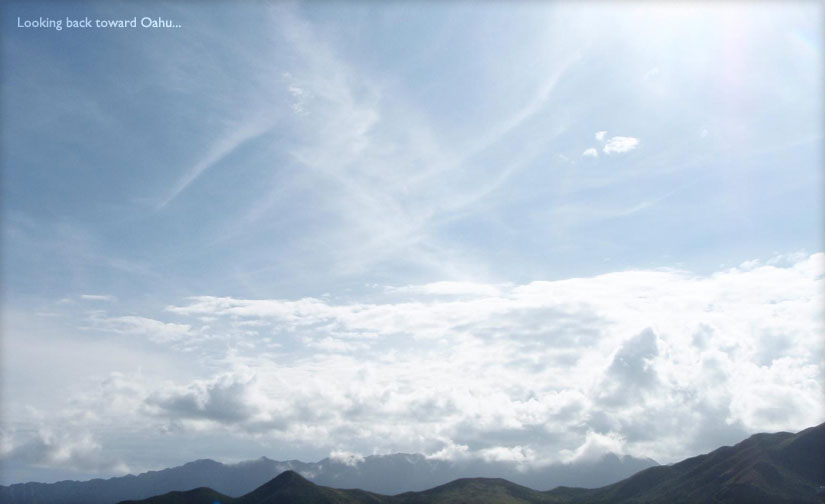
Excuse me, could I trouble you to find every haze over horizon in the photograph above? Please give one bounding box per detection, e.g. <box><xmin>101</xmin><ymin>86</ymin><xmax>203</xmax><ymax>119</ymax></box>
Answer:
<box><xmin>1</xmin><ymin>1</ymin><xmax>823</xmax><ymax>486</ymax></box>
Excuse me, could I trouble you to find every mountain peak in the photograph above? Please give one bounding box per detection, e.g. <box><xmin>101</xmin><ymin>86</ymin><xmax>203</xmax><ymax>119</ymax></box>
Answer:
<box><xmin>182</xmin><ymin>459</ymin><xmax>221</xmax><ymax>468</ymax></box>
<box><xmin>272</xmin><ymin>470</ymin><xmax>310</xmax><ymax>484</ymax></box>
<box><xmin>250</xmin><ymin>469</ymin><xmax>315</xmax><ymax>495</ymax></box>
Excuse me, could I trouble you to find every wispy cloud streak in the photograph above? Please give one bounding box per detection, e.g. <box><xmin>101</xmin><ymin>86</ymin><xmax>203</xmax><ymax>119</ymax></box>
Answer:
<box><xmin>156</xmin><ymin>122</ymin><xmax>271</xmax><ymax>211</ymax></box>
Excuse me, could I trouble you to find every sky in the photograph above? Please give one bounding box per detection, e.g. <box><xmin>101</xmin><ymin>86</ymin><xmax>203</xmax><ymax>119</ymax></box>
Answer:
<box><xmin>1</xmin><ymin>0</ymin><xmax>824</xmax><ymax>485</ymax></box>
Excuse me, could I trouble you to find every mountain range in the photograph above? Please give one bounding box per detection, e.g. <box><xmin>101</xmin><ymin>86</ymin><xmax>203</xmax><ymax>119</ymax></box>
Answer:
<box><xmin>117</xmin><ymin>422</ymin><xmax>824</xmax><ymax>504</ymax></box>
<box><xmin>3</xmin><ymin>423</ymin><xmax>823</xmax><ymax>503</ymax></box>
<box><xmin>0</xmin><ymin>451</ymin><xmax>655</xmax><ymax>504</ymax></box>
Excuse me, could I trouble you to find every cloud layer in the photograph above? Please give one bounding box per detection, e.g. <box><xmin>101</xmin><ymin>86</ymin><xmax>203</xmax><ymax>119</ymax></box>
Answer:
<box><xmin>4</xmin><ymin>253</ymin><xmax>821</xmax><ymax>477</ymax></box>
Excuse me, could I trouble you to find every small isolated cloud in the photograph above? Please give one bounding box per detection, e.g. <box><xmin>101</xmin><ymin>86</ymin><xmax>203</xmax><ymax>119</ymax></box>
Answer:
<box><xmin>643</xmin><ymin>66</ymin><xmax>660</xmax><ymax>81</ymax></box>
<box><xmin>288</xmin><ymin>86</ymin><xmax>309</xmax><ymax>115</ymax></box>
<box><xmin>282</xmin><ymin>72</ymin><xmax>313</xmax><ymax>117</ymax></box>
<box><xmin>595</xmin><ymin>131</ymin><xmax>607</xmax><ymax>142</ymax></box>
<box><xmin>603</xmin><ymin>136</ymin><xmax>639</xmax><ymax>154</ymax></box>
<box><xmin>80</xmin><ymin>294</ymin><xmax>116</xmax><ymax>302</ymax></box>
<box><xmin>582</xmin><ymin>148</ymin><xmax>599</xmax><ymax>158</ymax></box>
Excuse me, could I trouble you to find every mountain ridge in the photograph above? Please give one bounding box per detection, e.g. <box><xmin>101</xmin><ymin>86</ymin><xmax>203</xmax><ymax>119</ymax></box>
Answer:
<box><xmin>115</xmin><ymin>422</ymin><xmax>825</xmax><ymax>504</ymax></box>
<box><xmin>0</xmin><ymin>450</ymin><xmax>655</xmax><ymax>503</ymax></box>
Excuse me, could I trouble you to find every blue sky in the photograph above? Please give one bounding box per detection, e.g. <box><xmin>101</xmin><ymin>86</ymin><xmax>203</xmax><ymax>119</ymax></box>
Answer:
<box><xmin>1</xmin><ymin>1</ymin><xmax>823</xmax><ymax>484</ymax></box>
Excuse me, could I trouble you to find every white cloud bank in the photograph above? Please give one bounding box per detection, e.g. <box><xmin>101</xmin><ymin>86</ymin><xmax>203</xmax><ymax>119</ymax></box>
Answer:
<box><xmin>3</xmin><ymin>253</ymin><xmax>823</xmax><ymax>472</ymax></box>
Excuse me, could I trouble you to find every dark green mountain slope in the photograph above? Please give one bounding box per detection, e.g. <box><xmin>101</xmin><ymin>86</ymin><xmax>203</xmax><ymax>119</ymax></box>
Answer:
<box><xmin>119</xmin><ymin>487</ymin><xmax>236</xmax><ymax>504</ymax></box>
<box><xmin>394</xmin><ymin>477</ymin><xmax>563</xmax><ymax>504</ymax></box>
<box><xmin>121</xmin><ymin>471</ymin><xmax>391</xmax><ymax>504</ymax></box>
<box><xmin>241</xmin><ymin>470</ymin><xmax>388</xmax><ymax>504</ymax></box>
<box><xmin>120</xmin><ymin>472</ymin><xmax>561</xmax><ymax>504</ymax></box>
<box><xmin>548</xmin><ymin>422</ymin><xmax>825</xmax><ymax>503</ymax></box>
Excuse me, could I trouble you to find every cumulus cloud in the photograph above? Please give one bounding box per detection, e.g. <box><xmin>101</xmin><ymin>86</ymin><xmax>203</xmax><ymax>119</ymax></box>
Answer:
<box><xmin>1</xmin><ymin>429</ymin><xmax>129</xmax><ymax>475</ymax></box>
<box><xmin>561</xmin><ymin>431</ymin><xmax>626</xmax><ymax>464</ymax></box>
<box><xmin>595</xmin><ymin>131</ymin><xmax>607</xmax><ymax>142</ymax></box>
<box><xmin>582</xmin><ymin>147</ymin><xmax>599</xmax><ymax>158</ymax></box>
<box><xmin>597</xmin><ymin>328</ymin><xmax>660</xmax><ymax>406</ymax></box>
<box><xmin>148</xmin><ymin>374</ymin><xmax>262</xmax><ymax>425</ymax></box>
<box><xmin>602</xmin><ymin>136</ymin><xmax>640</xmax><ymax>154</ymax></box>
